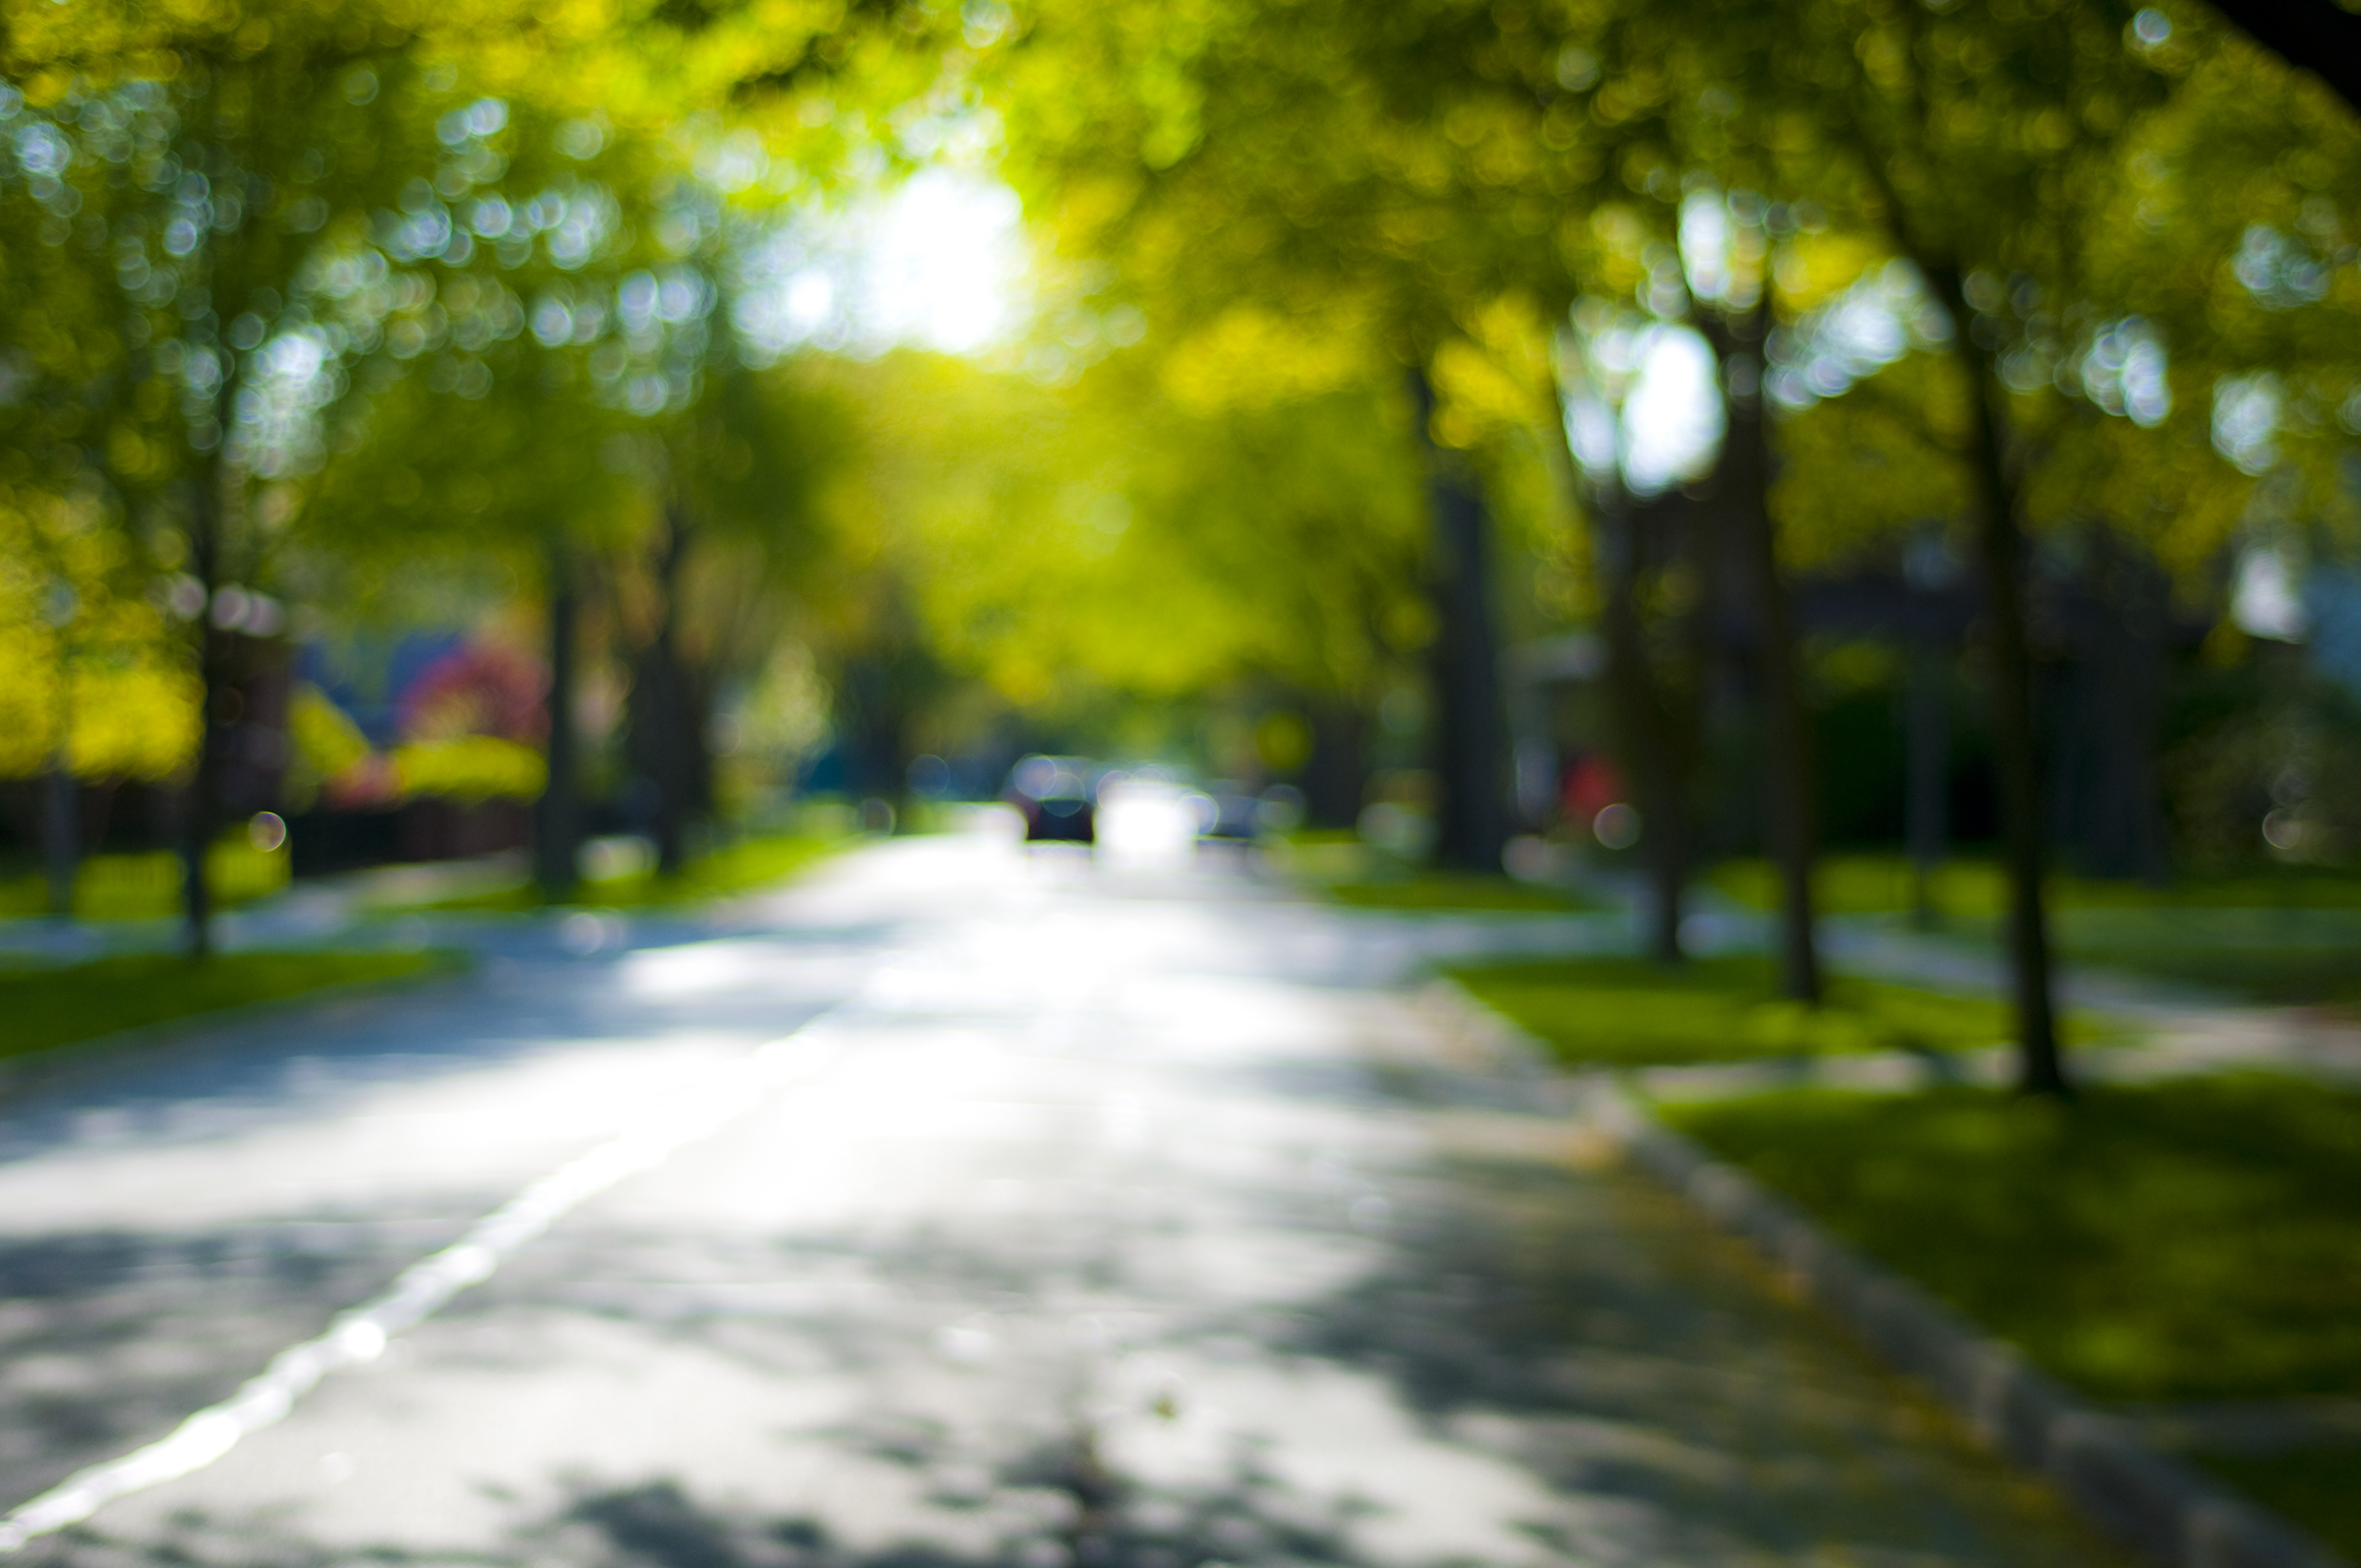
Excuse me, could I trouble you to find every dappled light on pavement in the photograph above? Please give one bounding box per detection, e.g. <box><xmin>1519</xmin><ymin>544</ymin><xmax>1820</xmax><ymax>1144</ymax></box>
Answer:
<box><xmin>0</xmin><ymin>832</ymin><xmax>2122</xmax><ymax>1567</ymax></box>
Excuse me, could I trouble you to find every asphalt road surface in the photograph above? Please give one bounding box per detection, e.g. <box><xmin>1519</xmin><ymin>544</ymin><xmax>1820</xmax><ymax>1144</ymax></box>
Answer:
<box><xmin>0</xmin><ymin>831</ymin><xmax>2125</xmax><ymax>1568</ymax></box>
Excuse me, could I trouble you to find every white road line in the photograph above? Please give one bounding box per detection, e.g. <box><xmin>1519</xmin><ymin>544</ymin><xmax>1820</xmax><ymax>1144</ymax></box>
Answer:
<box><xmin>0</xmin><ymin>1019</ymin><xmax>849</xmax><ymax>1552</ymax></box>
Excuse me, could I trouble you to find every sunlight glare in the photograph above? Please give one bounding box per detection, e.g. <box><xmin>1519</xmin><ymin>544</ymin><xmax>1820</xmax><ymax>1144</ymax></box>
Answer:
<box><xmin>737</xmin><ymin>168</ymin><xmax>1027</xmax><ymax>360</ymax></box>
<box><xmin>1622</xmin><ymin>327</ymin><xmax>1725</xmax><ymax>493</ymax></box>
<box><xmin>868</xmin><ymin>170</ymin><xmax>1025</xmax><ymax>353</ymax></box>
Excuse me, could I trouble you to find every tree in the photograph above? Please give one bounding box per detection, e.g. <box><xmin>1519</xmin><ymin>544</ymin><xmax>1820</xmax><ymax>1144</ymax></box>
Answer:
<box><xmin>1</xmin><ymin>0</ymin><xmax>928</xmax><ymax>926</ymax></box>
<box><xmin>1749</xmin><ymin>0</ymin><xmax>2360</xmax><ymax>1089</ymax></box>
<box><xmin>2205</xmin><ymin>0</ymin><xmax>2361</xmax><ymax>114</ymax></box>
<box><xmin>803</xmin><ymin>348</ymin><xmax>1428</xmax><ymax>787</ymax></box>
<box><xmin>626</xmin><ymin>330</ymin><xmax>845</xmax><ymax>874</ymax></box>
<box><xmin>994</xmin><ymin>0</ymin><xmax>1595</xmax><ymax>870</ymax></box>
<box><xmin>1301</xmin><ymin>0</ymin><xmax>1818</xmax><ymax>967</ymax></box>
<box><xmin>0</xmin><ymin>488</ymin><xmax>197</xmax><ymax>907</ymax></box>
<box><xmin>0</xmin><ymin>17</ymin><xmax>466</xmax><ymax>952</ymax></box>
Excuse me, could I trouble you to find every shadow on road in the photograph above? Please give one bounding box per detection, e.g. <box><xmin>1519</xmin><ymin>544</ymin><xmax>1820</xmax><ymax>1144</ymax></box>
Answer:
<box><xmin>27</xmin><ymin>1144</ymin><xmax>2128</xmax><ymax>1568</ymax></box>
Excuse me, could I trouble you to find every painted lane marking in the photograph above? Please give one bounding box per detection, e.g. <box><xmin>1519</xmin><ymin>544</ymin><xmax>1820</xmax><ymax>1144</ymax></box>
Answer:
<box><xmin>0</xmin><ymin>1022</ymin><xmax>847</xmax><ymax>1552</ymax></box>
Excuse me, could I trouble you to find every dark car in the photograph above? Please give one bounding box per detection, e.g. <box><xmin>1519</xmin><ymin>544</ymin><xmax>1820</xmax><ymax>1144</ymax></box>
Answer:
<box><xmin>1006</xmin><ymin>754</ymin><xmax>1098</xmax><ymax>844</ymax></box>
<box><xmin>1198</xmin><ymin>781</ymin><xmax>1261</xmax><ymax>844</ymax></box>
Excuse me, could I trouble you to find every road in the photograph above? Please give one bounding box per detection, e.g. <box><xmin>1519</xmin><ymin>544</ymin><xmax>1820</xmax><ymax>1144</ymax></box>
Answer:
<box><xmin>0</xmin><ymin>830</ymin><xmax>2124</xmax><ymax>1568</ymax></box>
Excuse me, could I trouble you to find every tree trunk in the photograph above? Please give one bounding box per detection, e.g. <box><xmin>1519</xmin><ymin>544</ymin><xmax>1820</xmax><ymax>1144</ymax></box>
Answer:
<box><xmin>835</xmin><ymin>655</ymin><xmax>897</xmax><ymax>806</ymax></box>
<box><xmin>43</xmin><ymin>763</ymin><xmax>78</xmax><ymax>918</ymax></box>
<box><xmin>1407</xmin><ymin>369</ymin><xmax>1509</xmax><ymax>874</ymax></box>
<box><xmin>1303</xmin><ymin>696</ymin><xmax>1365</xmax><ymax>830</ymax></box>
<box><xmin>1925</xmin><ymin>263</ymin><xmax>2068</xmax><ymax>1096</ymax></box>
<box><xmin>181</xmin><ymin>479</ymin><xmax>224</xmax><ymax>961</ymax></box>
<box><xmin>1707</xmin><ymin>309</ymin><xmax>1820</xmax><ymax>1002</ymax></box>
<box><xmin>1543</xmin><ymin>382</ymin><xmax>1692</xmax><ymax>961</ymax></box>
<box><xmin>682</xmin><ymin>661</ymin><xmax>718</xmax><ymax>827</ymax></box>
<box><xmin>1594</xmin><ymin>477</ymin><xmax>1693</xmax><ymax>962</ymax></box>
<box><xmin>2076</xmin><ymin>531</ymin><xmax>2169</xmax><ymax>882</ymax></box>
<box><xmin>44</xmin><ymin>636</ymin><xmax>77</xmax><ymax>916</ymax></box>
<box><xmin>639</xmin><ymin>508</ymin><xmax>696</xmax><ymax>879</ymax></box>
<box><xmin>1906</xmin><ymin>634</ymin><xmax>1948</xmax><ymax>927</ymax></box>
<box><xmin>534</xmin><ymin>537</ymin><xmax>581</xmax><ymax>901</ymax></box>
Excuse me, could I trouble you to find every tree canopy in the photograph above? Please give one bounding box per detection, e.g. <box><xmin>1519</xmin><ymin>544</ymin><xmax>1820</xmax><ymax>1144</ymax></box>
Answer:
<box><xmin>0</xmin><ymin>0</ymin><xmax>2356</xmax><ymax>1038</ymax></box>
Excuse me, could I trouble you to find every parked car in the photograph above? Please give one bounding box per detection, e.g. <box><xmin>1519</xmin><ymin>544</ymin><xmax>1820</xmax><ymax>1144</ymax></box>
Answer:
<box><xmin>1005</xmin><ymin>755</ymin><xmax>1099</xmax><ymax>844</ymax></box>
<box><xmin>1198</xmin><ymin>781</ymin><xmax>1262</xmax><ymax>844</ymax></box>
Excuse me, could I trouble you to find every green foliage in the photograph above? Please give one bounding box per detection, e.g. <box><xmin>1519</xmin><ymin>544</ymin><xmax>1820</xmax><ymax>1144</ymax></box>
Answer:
<box><xmin>1</xmin><ymin>0</ymin><xmax>2355</xmax><ymax>941</ymax></box>
<box><xmin>1665</xmin><ymin>1077</ymin><xmax>2361</xmax><ymax>1400</ymax></box>
<box><xmin>0</xmin><ymin>496</ymin><xmax>200</xmax><ymax>781</ymax></box>
<box><xmin>1447</xmin><ymin>954</ymin><xmax>2106</xmax><ymax>1065</ymax></box>
<box><xmin>0</xmin><ymin>948</ymin><xmax>451</xmax><ymax>1060</ymax></box>
<box><xmin>1742</xmin><ymin>0</ymin><xmax>2357</xmax><ymax>583</ymax></box>
<box><xmin>808</xmin><ymin>350</ymin><xmax>1427</xmax><ymax>719</ymax></box>
<box><xmin>0</xmin><ymin>840</ymin><xmax>289</xmax><ymax>919</ymax></box>
<box><xmin>282</xmin><ymin>682</ymin><xmax>373</xmax><ymax>809</ymax></box>
<box><xmin>2193</xmin><ymin>1449</ymin><xmax>2361</xmax><ymax>1562</ymax></box>
<box><xmin>390</xmin><ymin>735</ymin><xmax>546</xmax><ymax>802</ymax></box>
<box><xmin>0</xmin><ymin>0</ymin><xmax>915</xmax><ymax>929</ymax></box>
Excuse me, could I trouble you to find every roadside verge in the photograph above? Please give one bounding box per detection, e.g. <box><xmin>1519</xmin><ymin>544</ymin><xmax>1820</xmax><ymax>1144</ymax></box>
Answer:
<box><xmin>1424</xmin><ymin>980</ymin><xmax>2352</xmax><ymax>1568</ymax></box>
<box><xmin>0</xmin><ymin>949</ymin><xmax>469</xmax><ymax>1103</ymax></box>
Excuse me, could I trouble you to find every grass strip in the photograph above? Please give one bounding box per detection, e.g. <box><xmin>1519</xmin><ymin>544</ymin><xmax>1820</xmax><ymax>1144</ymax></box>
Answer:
<box><xmin>2191</xmin><ymin>1448</ymin><xmax>2361</xmax><ymax>1561</ymax></box>
<box><xmin>1716</xmin><ymin>857</ymin><xmax>2361</xmax><ymax>1006</ymax></box>
<box><xmin>407</xmin><ymin>835</ymin><xmax>841</xmax><ymax>913</ymax></box>
<box><xmin>1323</xmin><ymin>873</ymin><xmax>1604</xmax><ymax>914</ymax></box>
<box><xmin>2032</xmin><ymin>907</ymin><xmax>2361</xmax><ymax>1007</ymax></box>
<box><xmin>1447</xmin><ymin>954</ymin><xmax>2111</xmax><ymax>1065</ymax></box>
<box><xmin>1662</xmin><ymin>1076</ymin><xmax>2361</xmax><ymax>1402</ymax></box>
<box><xmin>1712</xmin><ymin>854</ymin><xmax>2361</xmax><ymax>917</ymax></box>
<box><xmin>2058</xmin><ymin>940</ymin><xmax>2361</xmax><ymax>1008</ymax></box>
<box><xmin>0</xmin><ymin>949</ymin><xmax>452</xmax><ymax>1063</ymax></box>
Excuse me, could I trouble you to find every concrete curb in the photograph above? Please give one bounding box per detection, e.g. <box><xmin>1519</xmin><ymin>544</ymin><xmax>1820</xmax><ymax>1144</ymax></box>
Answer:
<box><xmin>1413</xmin><ymin>979</ymin><xmax>2348</xmax><ymax>1568</ymax></box>
<box><xmin>1580</xmin><ymin>1080</ymin><xmax>2351</xmax><ymax>1568</ymax></box>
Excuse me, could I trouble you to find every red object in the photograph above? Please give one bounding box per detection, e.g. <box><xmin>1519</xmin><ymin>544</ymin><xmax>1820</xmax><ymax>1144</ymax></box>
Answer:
<box><xmin>1561</xmin><ymin>754</ymin><xmax>1622</xmax><ymax>824</ymax></box>
<box><xmin>326</xmin><ymin>754</ymin><xmax>402</xmax><ymax>810</ymax></box>
<box><xmin>396</xmin><ymin>641</ymin><xmax>549</xmax><ymax>744</ymax></box>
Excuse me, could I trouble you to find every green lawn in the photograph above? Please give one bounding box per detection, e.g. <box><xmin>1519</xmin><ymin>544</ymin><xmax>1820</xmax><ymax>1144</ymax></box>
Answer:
<box><xmin>407</xmin><ymin>834</ymin><xmax>841</xmax><ymax>913</ymax></box>
<box><xmin>1712</xmin><ymin>857</ymin><xmax>2361</xmax><ymax>1006</ymax></box>
<box><xmin>1712</xmin><ymin>855</ymin><xmax>1984</xmax><ymax>917</ymax></box>
<box><xmin>2036</xmin><ymin>906</ymin><xmax>2361</xmax><ymax>1007</ymax></box>
<box><xmin>0</xmin><ymin>949</ymin><xmax>454</xmax><ymax>1062</ymax></box>
<box><xmin>1267</xmin><ymin>831</ymin><xmax>1603</xmax><ymax>913</ymax></box>
<box><xmin>1662</xmin><ymin>1076</ymin><xmax>2361</xmax><ymax>1402</ymax></box>
<box><xmin>1712</xmin><ymin>854</ymin><xmax>2361</xmax><ymax>918</ymax></box>
<box><xmin>0</xmin><ymin>842</ymin><xmax>291</xmax><ymax>920</ymax></box>
<box><xmin>1324</xmin><ymin>872</ymin><xmax>1604</xmax><ymax>914</ymax></box>
<box><xmin>2056</xmin><ymin>930</ymin><xmax>2361</xmax><ymax>1007</ymax></box>
<box><xmin>2193</xmin><ymin>1448</ymin><xmax>2361</xmax><ymax>1561</ymax></box>
<box><xmin>1448</xmin><ymin>953</ymin><xmax>2109</xmax><ymax>1066</ymax></box>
